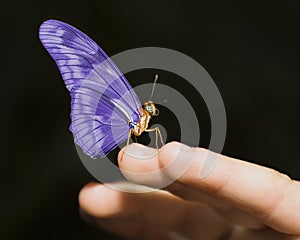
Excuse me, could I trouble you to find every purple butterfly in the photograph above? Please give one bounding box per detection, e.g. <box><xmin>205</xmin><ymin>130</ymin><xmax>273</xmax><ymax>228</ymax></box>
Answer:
<box><xmin>39</xmin><ymin>19</ymin><xmax>163</xmax><ymax>158</ymax></box>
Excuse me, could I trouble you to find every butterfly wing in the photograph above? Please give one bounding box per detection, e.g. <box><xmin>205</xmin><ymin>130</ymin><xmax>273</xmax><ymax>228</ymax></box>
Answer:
<box><xmin>39</xmin><ymin>19</ymin><xmax>141</xmax><ymax>158</ymax></box>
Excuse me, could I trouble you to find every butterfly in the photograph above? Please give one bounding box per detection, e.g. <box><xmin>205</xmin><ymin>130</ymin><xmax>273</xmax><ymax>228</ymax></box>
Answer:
<box><xmin>39</xmin><ymin>19</ymin><xmax>163</xmax><ymax>158</ymax></box>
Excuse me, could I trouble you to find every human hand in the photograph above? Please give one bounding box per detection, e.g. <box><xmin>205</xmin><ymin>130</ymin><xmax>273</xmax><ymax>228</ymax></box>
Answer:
<box><xmin>79</xmin><ymin>142</ymin><xmax>300</xmax><ymax>239</ymax></box>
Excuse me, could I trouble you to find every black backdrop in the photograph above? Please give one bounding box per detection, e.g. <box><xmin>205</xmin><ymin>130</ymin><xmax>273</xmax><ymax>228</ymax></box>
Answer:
<box><xmin>1</xmin><ymin>1</ymin><xmax>300</xmax><ymax>239</ymax></box>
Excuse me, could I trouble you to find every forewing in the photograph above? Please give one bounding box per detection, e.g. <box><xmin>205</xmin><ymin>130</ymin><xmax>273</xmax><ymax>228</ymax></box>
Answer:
<box><xmin>39</xmin><ymin>19</ymin><xmax>141</xmax><ymax>158</ymax></box>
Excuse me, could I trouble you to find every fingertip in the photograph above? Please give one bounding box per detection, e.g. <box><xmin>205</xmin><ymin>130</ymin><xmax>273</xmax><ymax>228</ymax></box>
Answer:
<box><xmin>159</xmin><ymin>141</ymin><xmax>194</xmax><ymax>165</ymax></box>
<box><xmin>158</xmin><ymin>142</ymin><xmax>203</xmax><ymax>179</ymax></box>
<box><xmin>117</xmin><ymin>143</ymin><xmax>173</xmax><ymax>187</ymax></box>
<box><xmin>78</xmin><ymin>182</ymin><xmax>101</xmax><ymax>215</ymax></box>
<box><xmin>118</xmin><ymin>143</ymin><xmax>159</xmax><ymax>173</ymax></box>
<box><xmin>78</xmin><ymin>182</ymin><xmax>100</xmax><ymax>206</ymax></box>
<box><xmin>118</xmin><ymin>143</ymin><xmax>148</xmax><ymax>163</ymax></box>
<box><xmin>79</xmin><ymin>183</ymin><xmax>122</xmax><ymax>218</ymax></box>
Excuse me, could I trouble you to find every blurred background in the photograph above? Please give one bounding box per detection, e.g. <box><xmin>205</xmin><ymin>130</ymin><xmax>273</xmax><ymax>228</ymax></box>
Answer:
<box><xmin>1</xmin><ymin>0</ymin><xmax>300</xmax><ymax>239</ymax></box>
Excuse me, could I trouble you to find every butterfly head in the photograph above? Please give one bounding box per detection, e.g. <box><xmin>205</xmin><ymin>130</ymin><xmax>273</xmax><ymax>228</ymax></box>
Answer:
<box><xmin>143</xmin><ymin>101</ymin><xmax>159</xmax><ymax>117</ymax></box>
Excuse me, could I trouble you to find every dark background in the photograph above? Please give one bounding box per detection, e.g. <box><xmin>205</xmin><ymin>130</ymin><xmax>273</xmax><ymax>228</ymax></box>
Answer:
<box><xmin>1</xmin><ymin>0</ymin><xmax>300</xmax><ymax>239</ymax></box>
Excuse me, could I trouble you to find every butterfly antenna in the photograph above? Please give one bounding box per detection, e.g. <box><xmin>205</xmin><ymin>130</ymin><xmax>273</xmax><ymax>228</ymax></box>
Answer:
<box><xmin>149</xmin><ymin>74</ymin><xmax>159</xmax><ymax>100</ymax></box>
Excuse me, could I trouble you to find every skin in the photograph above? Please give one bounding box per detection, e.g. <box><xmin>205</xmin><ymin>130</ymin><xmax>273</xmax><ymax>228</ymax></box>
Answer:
<box><xmin>79</xmin><ymin>142</ymin><xmax>300</xmax><ymax>240</ymax></box>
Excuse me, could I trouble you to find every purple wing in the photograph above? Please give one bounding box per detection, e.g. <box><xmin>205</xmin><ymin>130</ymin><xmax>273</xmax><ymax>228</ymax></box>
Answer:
<box><xmin>39</xmin><ymin>19</ymin><xmax>141</xmax><ymax>158</ymax></box>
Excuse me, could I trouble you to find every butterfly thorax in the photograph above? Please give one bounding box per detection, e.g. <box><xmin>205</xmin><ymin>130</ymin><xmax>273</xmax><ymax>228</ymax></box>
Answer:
<box><xmin>129</xmin><ymin>101</ymin><xmax>158</xmax><ymax>136</ymax></box>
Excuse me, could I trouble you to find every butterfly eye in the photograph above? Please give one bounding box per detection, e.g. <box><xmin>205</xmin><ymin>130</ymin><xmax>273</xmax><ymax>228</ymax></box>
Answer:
<box><xmin>145</xmin><ymin>105</ymin><xmax>153</xmax><ymax>113</ymax></box>
<box><xmin>154</xmin><ymin>109</ymin><xmax>159</xmax><ymax>116</ymax></box>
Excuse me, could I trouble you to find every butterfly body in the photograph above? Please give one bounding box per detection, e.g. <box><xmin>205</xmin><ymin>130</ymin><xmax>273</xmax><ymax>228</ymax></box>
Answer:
<box><xmin>130</xmin><ymin>101</ymin><xmax>158</xmax><ymax>136</ymax></box>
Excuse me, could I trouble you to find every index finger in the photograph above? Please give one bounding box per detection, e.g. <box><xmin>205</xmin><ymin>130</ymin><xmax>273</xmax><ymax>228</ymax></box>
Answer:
<box><xmin>118</xmin><ymin>142</ymin><xmax>300</xmax><ymax>235</ymax></box>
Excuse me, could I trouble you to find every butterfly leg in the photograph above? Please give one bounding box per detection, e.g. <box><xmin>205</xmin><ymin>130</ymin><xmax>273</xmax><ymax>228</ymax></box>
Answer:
<box><xmin>156</xmin><ymin>127</ymin><xmax>164</xmax><ymax>147</ymax></box>
<box><xmin>134</xmin><ymin>134</ymin><xmax>138</xmax><ymax>143</ymax></box>
<box><xmin>126</xmin><ymin>129</ymin><xmax>133</xmax><ymax>146</ymax></box>
<box><xmin>145</xmin><ymin>127</ymin><xmax>164</xmax><ymax>149</ymax></box>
